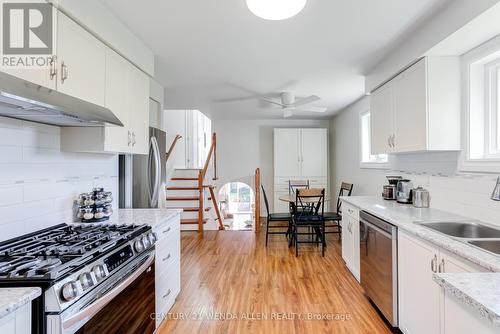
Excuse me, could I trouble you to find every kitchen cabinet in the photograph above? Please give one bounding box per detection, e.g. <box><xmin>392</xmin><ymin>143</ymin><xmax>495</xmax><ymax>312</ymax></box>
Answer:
<box><xmin>60</xmin><ymin>49</ymin><xmax>150</xmax><ymax>154</ymax></box>
<box><xmin>341</xmin><ymin>202</ymin><xmax>360</xmax><ymax>282</ymax></box>
<box><xmin>0</xmin><ymin>303</ymin><xmax>31</xmax><ymax>334</ymax></box>
<box><xmin>153</xmin><ymin>211</ymin><xmax>181</xmax><ymax>329</ymax></box>
<box><xmin>398</xmin><ymin>230</ymin><xmax>488</xmax><ymax>334</ymax></box>
<box><xmin>57</xmin><ymin>12</ymin><xmax>106</xmax><ymax>107</ymax></box>
<box><xmin>370</xmin><ymin>57</ymin><xmax>460</xmax><ymax>154</ymax></box>
<box><xmin>273</xmin><ymin>128</ymin><xmax>328</xmax><ymax>212</ymax></box>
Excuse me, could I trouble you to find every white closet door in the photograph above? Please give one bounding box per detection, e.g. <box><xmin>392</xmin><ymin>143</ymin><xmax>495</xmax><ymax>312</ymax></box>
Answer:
<box><xmin>300</xmin><ymin>128</ymin><xmax>327</xmax><ymax>177</ymax></box>
<box><xmin>274</xmin><ymin>129</ymin><xmax>301</xmax><ymax>177</ymax></box>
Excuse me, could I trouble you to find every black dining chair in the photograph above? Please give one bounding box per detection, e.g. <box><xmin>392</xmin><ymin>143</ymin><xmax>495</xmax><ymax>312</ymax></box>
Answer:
<box><xmin>290</xmin><ymin>188</ymin><xmax>326</xmax><ymax>257</ymax></box>
<box><xmin>261</xmin><ymin>185</ymin><xmax>292</xmax><ymax>247</ymax></box>
<box><xmin>288</xmin><ymin>180</ymin><xmax>310</xmax><ymax>195</ymax></box>
<box><xmin>323</xmin><ymin>182</ymin><xmax>354</xmax><ymax>239</ymax></box>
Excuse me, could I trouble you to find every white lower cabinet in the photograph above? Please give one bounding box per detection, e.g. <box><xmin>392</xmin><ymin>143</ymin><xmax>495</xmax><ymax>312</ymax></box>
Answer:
<box><xmin>341</xmin><ymin>203</ymin><xmax>360</xmax><ymax>282</ymax></box>
<box><xmin>0</xmin><ymin>303</ymin><xmax>31</xmax><ymax>334</ymax></box>
<box><xmin>398</xmin><ymin>230</ymin><xmax>488</xmax><ymax>334</ymax></box>
<box><xmin>153</xmin><ymin>212</ymin><xmax>181</xmax><ymax>329</ymax></box>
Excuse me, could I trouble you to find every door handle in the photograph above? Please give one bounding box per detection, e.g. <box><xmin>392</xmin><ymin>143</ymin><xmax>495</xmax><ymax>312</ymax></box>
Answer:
<box><xmin>430</xmin><ymin>254</ymin><xmax>438</xmax><ymax>272</ymax></box>
<box><xmin>387</xmin><ymin>136</ymin><xmax>391</xmax><ymax>148</ymax></box>
<box><xmin>49</xmin><ymin>55</ymin><xmax>57</xmax><ymax>80</ymax></box>
<box><xmin>438</xmin><ymin>259</ymin><xmax>445</xmax><ymax>273</ymax></box>
<box><xmin>391</xmin><ymin>135</ymin><xmax>396</xmax><ymax>148</ymax></box>
<box><xmin>61</xmin><ymin>61</ymin><xmax>68</xmax><ymax>83</ymax></box>
<box><xmin>128</xmin><ymin>131</ymin><xmax>131</xmax><ymax>146</ymax></box>
<box><xmin>162</xmin><ymin>253</ymin><xmax>171</xmax><ymax>262</ymax></box>
<box><xmin>132</xmin><ymin>132</ymin><xmax>136</xmax><ymax>146</ymax></box>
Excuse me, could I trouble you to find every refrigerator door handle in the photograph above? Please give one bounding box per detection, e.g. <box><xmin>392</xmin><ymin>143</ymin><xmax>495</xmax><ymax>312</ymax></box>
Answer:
<box><xmin>151</xmin><ymin>136</ymin><xmax>161</xmax><ymax>208</ymax></box>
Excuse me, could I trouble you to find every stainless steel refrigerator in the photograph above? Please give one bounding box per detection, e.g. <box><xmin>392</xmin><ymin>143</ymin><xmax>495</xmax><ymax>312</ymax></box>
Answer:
<box><xmin>128</xmin><ymin>127</ymin><xmax>166</xmax><ymax>208</ymax></box>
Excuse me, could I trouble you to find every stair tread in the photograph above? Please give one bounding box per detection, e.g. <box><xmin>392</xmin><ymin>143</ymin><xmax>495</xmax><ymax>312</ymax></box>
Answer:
<box><xmin>166</xmin><ymin>196</ymin><xmax>199</xmax><ymax>201</ymax></box>
<box><xmin>167</xmin><ymin>187</ymin><xmax>199</xmax><ymax>190</ymax></box>
<box><xmin>171</xmin><ymin>177</ymin><xmax>198</xmax><ymax>181</ymax></box>
<box><xmin>181</xmin><ymin>219</ymin><xmax>208</xmax><ymax>224</ymax></box>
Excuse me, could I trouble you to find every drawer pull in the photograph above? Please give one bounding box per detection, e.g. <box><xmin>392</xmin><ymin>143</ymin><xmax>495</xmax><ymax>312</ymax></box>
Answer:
<box><xmin>162</xmin><ymin>254</ymin><xmax>171</xmax><ymax>262</ymax></box>
<box><xmin>163</xmin><ymin>227</ymin><xmax>171</xmax><ymax>234</ymax></box>
<box><xmin>163</xmin><ymin>289</ymin><xmax>171</xmax><ymax>299</ymax></box>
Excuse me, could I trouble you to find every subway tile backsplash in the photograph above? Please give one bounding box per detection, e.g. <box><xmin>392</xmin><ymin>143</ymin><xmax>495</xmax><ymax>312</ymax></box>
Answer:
<box><xmin>0</xmin><ymin>117</ymin><xmax>118</xmax><ymax>242</ymax></box>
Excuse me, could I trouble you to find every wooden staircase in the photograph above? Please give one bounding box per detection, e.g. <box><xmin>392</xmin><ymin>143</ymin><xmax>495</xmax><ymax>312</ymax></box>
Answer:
<box><xmin>164</xmin><ymin>133</ymin><xmax>223</xmax><ymax>232</ymax></box>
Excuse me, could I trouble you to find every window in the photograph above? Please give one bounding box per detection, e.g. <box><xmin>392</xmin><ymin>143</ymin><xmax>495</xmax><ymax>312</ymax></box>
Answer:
<box><xmin>461</xmin><ymin>35</ymin><xmax>500</xmax><ymax>172</ymax></box>
<box><xmin>360</xmin><ymin>111</ymin><xmax>388</xmax><ymax>168</ymax></box>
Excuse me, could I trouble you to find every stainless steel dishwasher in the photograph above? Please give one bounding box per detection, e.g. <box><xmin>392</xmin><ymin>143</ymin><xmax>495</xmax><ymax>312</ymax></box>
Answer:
<box><xmin>359</xmin><ymin>211</ymin><xmax>398</xmax><ymax>327</ymax></box>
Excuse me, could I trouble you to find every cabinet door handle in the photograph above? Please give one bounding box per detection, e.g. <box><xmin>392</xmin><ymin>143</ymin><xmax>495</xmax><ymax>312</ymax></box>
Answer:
<box><xmin>438</xmin><ymin>259</ymin><xmax>445</xmax><ymax>273</ymax></box>
<box><xmin>391</xmin><ymin>135</ymin><xmax>396</xmax><ymax>148</ymax></box>
<box><xmin>431</xmin><ymin>254</ymin><xmax>438</xmax><ymax>272</ymax></box>
<box><xmin>162</xmin><ymin>289</ymin><xmax>171</xmax><ymax>299</ymax></box>
<box><xmin>162</xmin><ymin>253</ymin><xmax>171</xmax><ymax>262</ymax></box>
<box><xmin>132</xmin><ymin>132</ymin><xmax>136</xmax><ymax>146</ymax></box>
<box><xmin>163</xmin><ymin>227</ymin><xmax>171</xmax><ymax>234</ymax></box>
<box><xmin>61</xmin><ymin>62</ymin><xmax>68</xmax><ymax>83</ymax></box>
<box><xmin>128</xmin><ymin>131</ymin><xmax>131</xmax><ymax>146</ymax></box>
<box><xmin>49</xmin><ymin>55</ymin><xmax>57</xmax><ymax>80</ymax></box>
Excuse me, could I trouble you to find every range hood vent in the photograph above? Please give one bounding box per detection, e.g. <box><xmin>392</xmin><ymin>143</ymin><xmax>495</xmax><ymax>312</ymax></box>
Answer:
<box><xmin>0</xmin><ymin>71</ymin><xmax>123</xmax><ymax>127</ymax></box>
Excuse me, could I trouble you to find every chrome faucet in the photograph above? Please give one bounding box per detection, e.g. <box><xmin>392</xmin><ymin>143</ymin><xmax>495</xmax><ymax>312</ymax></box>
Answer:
<box><xmin>492</xmin><ymin>177</ymin><xmax>500</xmax><ymax>201</ymax></box>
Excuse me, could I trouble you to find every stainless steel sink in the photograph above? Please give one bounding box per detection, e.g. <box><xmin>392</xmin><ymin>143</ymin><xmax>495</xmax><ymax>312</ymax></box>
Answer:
<box><xmin>468</xmin><ymin>240</ymin><xmax>500</xmax><ymax>255</ymax></box>
<box><xmin>420</xmin><ymin>222</ymin><xmax>500</xmax><ymax>239</ymax></box>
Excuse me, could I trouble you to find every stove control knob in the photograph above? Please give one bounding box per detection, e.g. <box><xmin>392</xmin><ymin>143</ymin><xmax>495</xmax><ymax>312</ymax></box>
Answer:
<box><xmin>134</xmin><ymin>239</ymin><xmax>145</xmax><ymax>252</ymax></box>
<box><xmin>61</xmin><ymin>281</ymin><xmax>79</xmax><ymax>301</ymax></box>
<box><xmin>147</xmin><ymin>232</ymin><xmax>157</xmax><ymax>245</ymax></box>
<box><xmin>142</xmin><ymin>235</ymin><xmax>151</xmax><ymax>249</ymax></box>
<box><xmin>92</xmin><ymin>265</ymin><xmax>107</xmax><ymax>281</ymax></box>
<box><xmin>79</xmin><ymin>272</ymin><xmax>94</xmax><ymax>290</ymax></box>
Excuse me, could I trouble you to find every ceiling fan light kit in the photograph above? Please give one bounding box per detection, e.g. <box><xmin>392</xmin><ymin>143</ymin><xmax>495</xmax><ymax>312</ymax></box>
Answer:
<box><xmin>246</xmin><ymin>0</ymin><xmax>307</xmax><ymax>21</ymax></box>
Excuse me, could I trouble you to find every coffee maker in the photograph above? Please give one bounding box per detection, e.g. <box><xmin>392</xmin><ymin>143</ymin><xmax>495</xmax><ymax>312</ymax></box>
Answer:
<box><xmin>382</xmin><ymin>176</ymin><xmax>402</xmax><ymax>200</ymax></box>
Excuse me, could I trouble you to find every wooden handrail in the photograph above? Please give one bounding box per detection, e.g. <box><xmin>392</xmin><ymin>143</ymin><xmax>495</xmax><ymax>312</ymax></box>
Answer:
<box><xmin>197</xmin><ymin>133</ymin><xmax>217</xmax><ymax>232</ymax></box>
<box><xmin>254</xmin><ymin>168</ymin><xmax>261</xmax><ymax>233</ymax></box>
<box><xmin>166</xmin><ymin>134</ymin><xmax>182</xmax><ymax>162</ymax></box>
<box><xmin>204</xmin><ymin>185</ymin><xmax>224</xmax><ymax>230</ymax></box>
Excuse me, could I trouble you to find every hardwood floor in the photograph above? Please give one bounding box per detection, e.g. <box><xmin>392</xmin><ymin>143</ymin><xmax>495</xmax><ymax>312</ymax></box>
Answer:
<box><xmin>157</xmin><ymin>229</ymin><xmax>394</xmax><ymax>334</ymax></box>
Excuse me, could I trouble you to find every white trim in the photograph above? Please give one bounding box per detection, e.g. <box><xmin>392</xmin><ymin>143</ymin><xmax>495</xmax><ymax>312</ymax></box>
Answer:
<box><xmin>359</xmin><ymin>110</ymin><xmax>389</xmax><ymax>169</ymax></box>
<box><xmin>459</xmin><ymin>35</ymin><xmax>500</xmax><ymax>173</ymax></box>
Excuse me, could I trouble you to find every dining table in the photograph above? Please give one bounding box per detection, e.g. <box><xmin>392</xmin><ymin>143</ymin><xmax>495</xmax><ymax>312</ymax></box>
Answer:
<box><xmin>278</xmin><ymin>194</ymin><xmax>331</xmax><ymax>203</ymax></box>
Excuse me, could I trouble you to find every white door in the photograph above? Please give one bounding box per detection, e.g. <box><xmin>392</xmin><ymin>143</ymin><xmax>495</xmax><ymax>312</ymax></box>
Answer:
<box><xmin>274</xmin><ymin>129</ymin><xmax>301</xmax><ymax>177</ymax></box>
<box><xmin>128</xmin><ymin>66</ymin><xmax>149</xmax><ymax>155</ymax></box>
<box><xmin>393</xmin><ymin>59</ymin><xmax>427</xmax><ymax>152</ymax></box>
<box><xmin>300</xmin><ymin>129</ymin><xmax>327</xmax><ymax>177</ymax></box>
<box><xmin>398</xmin><ymin>231</ymin><xmax>441</xmax><ymax>334</ymax></box>
<box><xmin>370</xmin><ymin>84</ymin><xmax>394</xmax><ymax>154</ymax></box>
<box><xmin>57</xmin><ymin>12</ymin><xmax>105</xmax><ymax>106</ymax></box>
<box><xmin>2</xmin><ymin>57</ymin><xmax>57</xmax><ymax>90</ymax></box>
<box><xmin>104</xmin><ymin>49</ymin><xmax>130</xmax><ymax>153</ymax></box>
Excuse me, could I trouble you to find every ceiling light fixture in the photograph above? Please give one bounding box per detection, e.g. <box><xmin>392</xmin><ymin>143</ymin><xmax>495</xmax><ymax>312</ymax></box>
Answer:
<box><xmin>246</xmin><ymin>0</ymin><xmax>307</xmax><ymax>21</ymax></box>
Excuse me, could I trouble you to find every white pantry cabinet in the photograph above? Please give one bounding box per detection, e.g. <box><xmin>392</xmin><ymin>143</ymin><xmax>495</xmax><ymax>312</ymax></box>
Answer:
<box><xmin>273</xmin><ymin>128</ymin><xmax>328</xmax><ymax>212</ymax></box>
<box><xmin>153</xmin><ymin>212</ymin><xmax>181</xmax><ymax>329</ymax></box>
<box><xmin>370</xmin><ymin>57</ymin><xmax>460</xmax><ymax>154</ymax></box>
<box><xmin>341</xmin><ymin>202</ymin><xmax>360</xmax><ymax>282</ymax></box>
<box><xmin>398</xmin><ymin>230</ymin><xmax>488</xmax><ymax>334</ymax></box>
<box><xmin>57</xmin><ymin>12</ymin><xmax>106</xmax><ymax>107</ymax></box>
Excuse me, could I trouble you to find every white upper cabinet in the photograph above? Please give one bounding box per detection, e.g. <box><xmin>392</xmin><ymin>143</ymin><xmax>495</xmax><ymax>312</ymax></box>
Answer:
<box><xmin>370</xmin><ymin>57</ymin><xmax>460</xmax><ymax>154</ymax></box>
<box><xmin>274</xmin><ymin>129</ymin><xmax>301</xmax><ymax>177</ymax></box>
<box><xmin>128</xmin><ymin>66</ymin><xmax>150</xmax><ymax>155</ymax></box>
<box><xmin>301</xmin><ymin>128</ymin><xmax>328</xmax><ymax>177</ymax></box>
<box><xmin>57</xmin><ymin>12</ymin><xmax>106</xmax><ymax>107</ymax></box>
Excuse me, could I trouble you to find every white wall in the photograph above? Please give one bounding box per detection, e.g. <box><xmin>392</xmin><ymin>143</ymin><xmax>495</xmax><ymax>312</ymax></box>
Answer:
<box><xmin>212</xmin><ymin>119</ymin><xmax>329</xmax><ymax>215</ymax></box>
<box><xmin>330</xmin><ymin>96</ymin><xmax>500</xmax><ymax>226</ymax></box>
<box><xmin>0</xmin><ymin>117</ymin><xmax>118</xmax><ymax>241</ymax></box>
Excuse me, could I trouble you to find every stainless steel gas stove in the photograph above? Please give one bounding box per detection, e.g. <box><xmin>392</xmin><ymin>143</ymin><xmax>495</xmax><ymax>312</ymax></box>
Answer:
<box><xmin>0</xmin><ymin>223</ymin><xmax>157</xmax><ymax>334</ymax></box>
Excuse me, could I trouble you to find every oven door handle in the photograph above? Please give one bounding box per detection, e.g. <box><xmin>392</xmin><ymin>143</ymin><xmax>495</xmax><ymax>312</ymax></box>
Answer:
<box><xmin>62</xmin><ymin>252</ymin><xmax>155</xmax><ymax>330</ymax></box>
<box><xmin>360</xmin><ymin>219</ymin><xmax>394</xmax><ymax>239</ymax></box>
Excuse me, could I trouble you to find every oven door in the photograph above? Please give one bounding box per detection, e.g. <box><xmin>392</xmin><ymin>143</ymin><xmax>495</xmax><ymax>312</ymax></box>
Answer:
<box><xmin>57</xmin><ymin>251</ymin><xmax>155</xmax><ymax>334</ymax></box>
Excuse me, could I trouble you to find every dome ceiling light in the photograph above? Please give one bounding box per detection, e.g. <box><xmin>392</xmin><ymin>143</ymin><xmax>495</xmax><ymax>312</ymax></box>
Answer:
<box><xmin>246</xmin><ymin>0</ymin><xmax>307</xmax><ymax>21</ymax></box>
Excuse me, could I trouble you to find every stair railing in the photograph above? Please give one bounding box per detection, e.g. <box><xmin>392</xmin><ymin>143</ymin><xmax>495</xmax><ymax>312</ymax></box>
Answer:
<box><xmin>197</xmin><ymin>133</ymin><xmax>217</xmax><ymax>232</ymax></box>
<box><xmin>165</xmin><ymin>134</ymin><xmax>182</xmax><ymax>163</ymax></box>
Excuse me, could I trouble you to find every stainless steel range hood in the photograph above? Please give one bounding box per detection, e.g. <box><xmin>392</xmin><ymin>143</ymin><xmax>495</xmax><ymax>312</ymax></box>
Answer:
<box><xmin>0</xmin><ymin>71</ymin><xmax>123</xmax><ymax>127</ymax></box>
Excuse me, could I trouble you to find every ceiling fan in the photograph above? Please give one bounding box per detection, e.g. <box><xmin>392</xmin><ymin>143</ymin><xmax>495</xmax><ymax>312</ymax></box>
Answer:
<box><xmin>215</xmin><ymin>84</ymin><xmax>328</xmax><ymax>118</ymax></box>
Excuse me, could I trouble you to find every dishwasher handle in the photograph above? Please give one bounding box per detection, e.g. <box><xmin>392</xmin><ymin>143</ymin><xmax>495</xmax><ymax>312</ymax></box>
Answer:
<box><xmin>360</xmin><ymin>219</ymin><xmax>395</xmax><ymax>239</ymax></box>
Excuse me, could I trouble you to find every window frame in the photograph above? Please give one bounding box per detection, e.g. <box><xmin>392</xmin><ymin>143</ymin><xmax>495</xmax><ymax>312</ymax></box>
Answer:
<box><xmin>459</xmin><ymin>35</ymin><xmax>500</xmax><ymax>173</ymax></box>
<box><xmin>359</xmin><ymin>110</ymin><xmax>389</xmax><ymax>169</ymax></box>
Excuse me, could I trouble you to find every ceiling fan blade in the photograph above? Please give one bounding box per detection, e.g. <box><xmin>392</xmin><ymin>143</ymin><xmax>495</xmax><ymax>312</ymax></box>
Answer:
<box><xmin>225</xmin><ymin>82</ymin><xmax>286</xmax><ymax>107</ymax></box>
<box><xmin>294</xmin><ymin>106</ymin><xmax>328</xmax><ymax>113</ymax></box>
<box><xmin>290</xmin><ymin>95</ymin><xmax>321</xmax><ymax>107</ymax></box>
<box><xmin>261</xmin><ymin>98</ymin><xmax>286</xmax><ymax>108</ymax></box>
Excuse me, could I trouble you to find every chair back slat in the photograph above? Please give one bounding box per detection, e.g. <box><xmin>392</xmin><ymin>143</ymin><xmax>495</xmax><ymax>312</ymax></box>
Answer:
<box><xmin>295</xmin><ymin>188</ymin><xmax>325</xmax><ymax>219</ymax></box>
<box><xmin>261</xmin><ymin>185</ymin><xmax>271</xmax><ymax>216</ymax></box>
<box><xmin>288</xmin><ymin>180</ymin><xmax>310</xmax><ymax>195</ymax></box>
<box><xmin>337</xmin><ymin>182</ymin><xmax>354</xmax><ymax>214</ymax></box>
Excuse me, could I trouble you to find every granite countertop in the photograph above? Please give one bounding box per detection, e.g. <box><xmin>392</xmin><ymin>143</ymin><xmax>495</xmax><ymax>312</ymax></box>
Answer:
<box><xmin>0</xmin><ymin>287</ymin><xmax>41</xmax><ymax>320</ymax></box>
<box><xmin>434</xmin><ymin>273</ymin><xmax>500</xmax><ymax>326</ymax></box>
<box><xmin>341</xmin><ymin>196</ymin><xmax>500</xmax><ymax>272</ymax></box>
<box><xmin>76</xmin><ymin>208</ymin><xmax>182</xmax><ymax>228</ymax></box>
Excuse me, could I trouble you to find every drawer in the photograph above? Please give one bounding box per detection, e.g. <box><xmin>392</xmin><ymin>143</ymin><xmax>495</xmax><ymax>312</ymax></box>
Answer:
<box><xmin>275</xmin><ymin>177</ymin><xmax>327</xmax><ymax>186</ymax></box>
<box><xmin>154</xmin><ymin>217</ymin><xmax>180</xmax><ymax>242</ymax></box>
<box><xmin>156</xmin><ymin>258</ymin><xmax>181</xmax><ymax>323</ymax></box>
<box><xmin>342</xmin><ymin>202</ymin><xmax>359</xmax><ymax>220</ymax></box>
<box><xmin>155</xmin><ymin>229</ymin><xmax>180</xmax><ymax>276</ymax></box>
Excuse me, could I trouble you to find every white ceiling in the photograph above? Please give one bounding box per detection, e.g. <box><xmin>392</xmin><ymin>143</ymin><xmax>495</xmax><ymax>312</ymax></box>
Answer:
<box><xmin>101</xmin><ymin>0</ymin><xmax>450</xmax><ymax>120</ymax></box>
